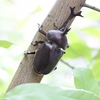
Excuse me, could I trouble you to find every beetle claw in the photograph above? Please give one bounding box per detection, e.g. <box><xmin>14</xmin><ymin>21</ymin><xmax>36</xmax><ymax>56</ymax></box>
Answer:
<box><xmin>54</xmin><ymin>67</ymin><xmax>57</xmax><ymax>70</ymax></box>
<box><xmin>38</xmin><ymin>23</ymin><xmax>43</xmax><ymax>31</ymax></box>
<box><xmin>37</xmin><ymin>23</ymin><xmax>46</xmax><ymax>36</ymax></box>
<box><xmin>24</xmin><ymin>51</ymin><xmax>28</xmax><ymax>55</ymax></box>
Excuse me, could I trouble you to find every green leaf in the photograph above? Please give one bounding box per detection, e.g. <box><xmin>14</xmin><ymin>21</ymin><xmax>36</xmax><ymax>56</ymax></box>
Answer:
<box><xmin>74</xmin><ymin>67</ymin><xmax>99</xmax><ymax>96</ymax></box>
<box><xmin>92</xmin><ymin>60</ymin><xmax>100</xmax><ymax>86</ymax></box>
<box><xmin>62</xmin><ymin>32</ymin><xmax>93</xmax><ymax>60</ymax></box>
<box><xmin>84</xmin><ymin>11</ymin><xmax>100</xmax><ymax>21</ymax></box>
<box><xmin>0</xmin><ymin>91</ymin><xmax>4</xmax><ymax>99</ymax></box>
<box><xmin>17</xmin><ymin>6</ymin><xmax>42</xmax><ymax>28</ymax></box>
<box><xmin>82</xmin><ymin>27</ymin><xmax>100</xmax><ymax>37</ymax></box>
<box><xmin>63</xmin><ymin>41</ymin><xmax>92</xmax><ymax>60</ymax></box>
<box><xmin>3</xmin><ymin>83</ymin><xmax>100</xmax><ymax>100</ymax></box>
<box><xmin>0</xmin><ymin>40</ymin><xmax>13</xmax><ymax>48</ymax></box>
<box><xmin>33</xmin><ymin>6</ymin><xmax>42</xmax><ymax>13</ymax></box>
<box><xmin>93</xmin><ymin>50</ymin><xmax>100</xmax><ymax>60</ymax></box>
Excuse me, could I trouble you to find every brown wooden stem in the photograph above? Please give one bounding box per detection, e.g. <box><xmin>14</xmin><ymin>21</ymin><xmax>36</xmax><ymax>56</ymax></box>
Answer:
<box><xmin>6</xmin><ymin>0</ymin><xmax>86</xmax><ymax>92</ymax></box>
<box><xmin>83</xmin><ymin>3</ymin><xmax>100</xmax><ymax>12</ymax></box>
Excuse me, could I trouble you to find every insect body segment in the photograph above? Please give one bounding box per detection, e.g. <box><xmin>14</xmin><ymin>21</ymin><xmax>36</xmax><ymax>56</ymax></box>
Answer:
<box><xmin>25</xmin><ymin>7</ymin><xmax>83</xmax><ymax>75</ymax></box>
<box><xmin>33</xmin><ymin>42</ymin><xmax>65</xmax><ymax>74</ymax></box>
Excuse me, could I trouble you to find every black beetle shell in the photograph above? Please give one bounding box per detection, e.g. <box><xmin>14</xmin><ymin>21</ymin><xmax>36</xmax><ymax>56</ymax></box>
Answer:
<box><xmin>46</xmin><ymin>30</ymin><xmax>68</xmax><ymax>49</ymax></box>
<box><xmin>33</xmin><ymin>42</ymin><xmax>64</xmax><ymax>74</ymax></box>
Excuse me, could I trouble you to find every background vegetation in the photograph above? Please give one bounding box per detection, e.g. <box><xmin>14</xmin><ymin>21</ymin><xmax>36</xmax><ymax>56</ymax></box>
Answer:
<box><xmin>0</xmin><ymin>0</ymin><xmax>100</xmax><ymax>98</ymax></box>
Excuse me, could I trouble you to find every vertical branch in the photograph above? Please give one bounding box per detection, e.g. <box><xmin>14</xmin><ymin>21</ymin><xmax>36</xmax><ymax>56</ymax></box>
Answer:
<box><xmin>7</xmin><ymin>0</ymin><xmax>86</xmax><ymax>92</ymax></box>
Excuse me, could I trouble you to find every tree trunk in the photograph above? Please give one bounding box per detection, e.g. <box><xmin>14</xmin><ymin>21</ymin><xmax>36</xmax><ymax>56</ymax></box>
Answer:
<box><xmin>7</xmin><ymin>0</ymin><xmax>86</xmax><ymax>92</ymax></box>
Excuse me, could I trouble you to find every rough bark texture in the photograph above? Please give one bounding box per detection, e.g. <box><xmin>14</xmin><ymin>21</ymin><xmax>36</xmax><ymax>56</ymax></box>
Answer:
<box><xmin>7</xmin><ymin>0</ymin><xmax>86</xmax><ymax>92</ymax></box>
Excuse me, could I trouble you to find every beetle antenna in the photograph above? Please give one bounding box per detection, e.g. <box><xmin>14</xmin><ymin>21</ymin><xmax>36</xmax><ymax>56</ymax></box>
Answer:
<box><xmin>59</xmin><ymin>7</ymin><xmax>83</xmax><ymax>32</ymax></box>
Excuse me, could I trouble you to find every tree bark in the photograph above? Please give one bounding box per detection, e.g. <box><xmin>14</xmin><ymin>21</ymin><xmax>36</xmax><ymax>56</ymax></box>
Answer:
<box><xmin>7</xmin><ymin>0</ymin><xmax>86</xmax><ymax>92</ymax></box>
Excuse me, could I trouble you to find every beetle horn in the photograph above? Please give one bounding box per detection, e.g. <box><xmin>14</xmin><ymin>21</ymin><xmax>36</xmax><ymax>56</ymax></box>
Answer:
<box><xmin>62</xmin><ymin>28</ymin><xmax>71</xmax><ymax>35</ymax></box>
<box><xmin>59</xmin><ymin>7</ymin><xmax>83</xmax><ymax>32</ymax></box>
<box><xmin>70</xmin><ymin>7</ymin><xmax>83</xmax><ymax>18</ymax></box>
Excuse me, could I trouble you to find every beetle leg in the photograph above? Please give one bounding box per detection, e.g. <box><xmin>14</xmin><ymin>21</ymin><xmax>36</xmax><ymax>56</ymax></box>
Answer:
<box><xmin>24</xmin><ymin>51</ymin><xmax>36</xmax><ymax>55</ymax></box>
<box><xmin>24</xmin><ymin>50</ymin><xmax>37</xmax><ymax>55</ymax></box>
<box><xmin>31</xmin><ymin>40</ymin><xmax>44</xmax><ymax>46</ymax></box>
<box><xmin>38</xmin><ymin>24</ymin><xmax>46</xmax><ymax>36</ymax></box>
<box><xmin>67</xmin><ymin>45</ymin><xmax>69</xmax><ymax>48</ymax></box>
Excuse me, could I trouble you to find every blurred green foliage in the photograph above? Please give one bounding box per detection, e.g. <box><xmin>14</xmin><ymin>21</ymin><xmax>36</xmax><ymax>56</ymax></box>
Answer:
<box><xmin>3</xmin><ymin>81</ymin><xmax>100</xmax><ymax>100</ymax></box>
<box><xmin>0</xmin><ymin>40</ymin><xmax>13</xmax><ymax>48</ymax></box>
<box><xmin>0</xmin><ymin>0</ymin><xmax>100</xmax><ymax>98</ymax></box>
<box><xmin>74</xmin><ymin>67</ymin><xmax>99</xmax><ymax>95</ymax></box>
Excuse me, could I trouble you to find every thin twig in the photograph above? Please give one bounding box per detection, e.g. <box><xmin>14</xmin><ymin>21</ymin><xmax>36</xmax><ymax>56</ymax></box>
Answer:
<box><xmin>60</xmin><ymin>59</ymin><xmax>74</xmax><ymax>69</ymax></box>
<box><xmin>82</xmin><ymin>3</ymin><xmax>100</xmax><ymax>12</ymax></box>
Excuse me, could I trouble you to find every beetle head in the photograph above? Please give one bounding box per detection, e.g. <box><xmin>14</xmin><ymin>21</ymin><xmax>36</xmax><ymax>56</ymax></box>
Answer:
<box><xmin>46</xmin><ymin>30</ymin><xmax>69</xmax><ymax>49</ymax></box>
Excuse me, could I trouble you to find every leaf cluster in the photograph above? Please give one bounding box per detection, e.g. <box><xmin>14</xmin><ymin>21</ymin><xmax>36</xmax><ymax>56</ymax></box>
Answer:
<box><xmin>2</xmin><ymin>67</ymin><xmax>100</xmax><ymax>100</ymax></box>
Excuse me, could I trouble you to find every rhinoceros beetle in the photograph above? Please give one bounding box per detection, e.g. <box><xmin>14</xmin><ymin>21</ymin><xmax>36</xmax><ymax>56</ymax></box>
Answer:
<box><xmin>25</xmin><ymin>7</ymin><xmax>83</xmax><ymax>75</ymax></box>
